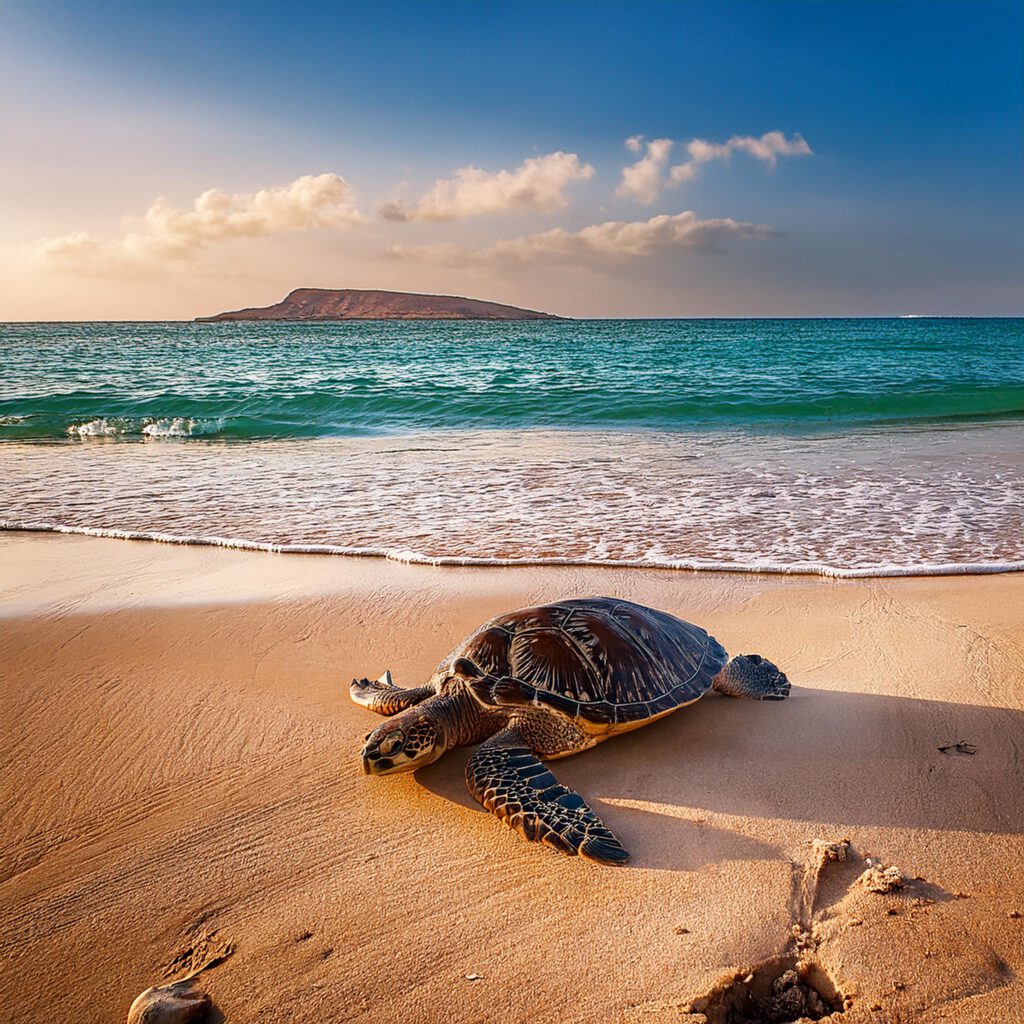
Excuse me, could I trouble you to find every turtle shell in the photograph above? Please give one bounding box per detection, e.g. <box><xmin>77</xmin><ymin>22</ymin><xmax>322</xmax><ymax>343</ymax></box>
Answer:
<box><xmin>440</xmin><ymin>597</ymin><xmax>728</xmax><ymax>726</ymax></box>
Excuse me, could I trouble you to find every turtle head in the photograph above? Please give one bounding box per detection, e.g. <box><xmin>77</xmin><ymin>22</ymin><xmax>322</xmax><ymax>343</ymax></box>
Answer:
<box><xmin>360</xmin><ymin>659</ymin><xmax>485</xmax><ymax>774</ymax></box>
<box><xmin>361</xmin><ymin>708</ymin><xmax>446</xmax><ymax>775</ymax></box>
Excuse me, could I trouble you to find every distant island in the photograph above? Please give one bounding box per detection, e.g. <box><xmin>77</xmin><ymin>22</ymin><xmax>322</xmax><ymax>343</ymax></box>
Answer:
<box><xmin>196</xmin><ymin>288</ymin><xmax>564</xmax><ymax>322</ymax></box>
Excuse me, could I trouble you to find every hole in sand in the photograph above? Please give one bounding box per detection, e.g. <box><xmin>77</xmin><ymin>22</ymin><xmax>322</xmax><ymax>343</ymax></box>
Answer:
<box><xmin>689</xmin><ymin>955</ymin><xmax>846</xmax><ymax>1024</ymax></box>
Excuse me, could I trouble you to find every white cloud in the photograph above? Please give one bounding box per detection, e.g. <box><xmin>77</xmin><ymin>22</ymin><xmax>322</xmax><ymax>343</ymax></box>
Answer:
<box><xmin>615</xmin><ymin>137</ymin><xmax>674</xmax><ymax>204</ymax></box>
<box><xmin>619</xmin><ymin>131</ymin><xmax>812</xmax><ymax>203</ymax></box>
<box><xmin>678</xmin><ymin>130</ymin><xmax>812</xmax><ymax>177</ymax></box>
<box><xmin>379</xmin><ymin>152</ymin><xmax>595</xmax><ymax>222</ymax></box>
<box><xmin>31</xmin><ymin>173</ymin><xmax>365</xmax><ymax>270</ymax></box>
<box><xmin>387</xmin><ymin>211</ymin><xmax>774</xmax><ymax>267</ymax></box>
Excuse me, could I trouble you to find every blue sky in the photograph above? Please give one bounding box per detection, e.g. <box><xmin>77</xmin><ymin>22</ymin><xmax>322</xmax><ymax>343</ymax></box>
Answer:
<box><xmin>2</xmin><ymin>1</ymin><xmax>1021</xmax><ymax>318</ymax></box>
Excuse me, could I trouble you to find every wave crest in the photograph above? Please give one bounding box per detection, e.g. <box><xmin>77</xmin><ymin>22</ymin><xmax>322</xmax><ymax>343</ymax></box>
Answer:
<box><xmin>66</xmin><ymin>417</ymin><xmax>225</xmax><ymax>439</ymax></box>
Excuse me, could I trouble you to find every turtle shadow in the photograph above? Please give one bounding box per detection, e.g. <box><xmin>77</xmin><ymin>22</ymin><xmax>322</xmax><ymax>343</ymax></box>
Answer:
<box><xmin>592</xmin><ymin>801</ymin><xmax>783</xmax><ymax>871</ymax></box>
<box><xmin>415</xmin><ymin>756</ymin><xmax>479</xmax><ymax>812</ymax></box>
<box><xmin>418</xmin><ymin>686</ymin><xmax>1024</xmax><ymax>871</ymax></box>
<box><xmin>559</xmin><ymin>687</ymin><xmax>1024</xmax><ymax>838</ymax></box>
<box><xmin>415</xmin><ymin>757</ymin><xmax>782</xmax><ymax>872</ymax></box>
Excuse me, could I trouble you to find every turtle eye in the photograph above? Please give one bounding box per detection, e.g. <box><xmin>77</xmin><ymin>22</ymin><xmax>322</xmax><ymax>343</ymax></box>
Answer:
<box><xmin>379</xmin><ymin>732</ymin><xmax>403</xmax><ymax>756</ymax></box>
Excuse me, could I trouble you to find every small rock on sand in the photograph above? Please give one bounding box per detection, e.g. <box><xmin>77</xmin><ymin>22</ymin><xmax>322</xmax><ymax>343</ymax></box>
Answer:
<box><xmin>809</xmin><ymin>838</ymin><xmax>849</xmax><ymax>865</ymax></box>
<box><xmin>858</xmin><ymin>865</ymin><xmax>904</xmax><ymax>894</ymax></box>
<box><xmin>127</xmin><ymin>980</ymin><xmax>210</xmax><ymax>1024</ymax></box>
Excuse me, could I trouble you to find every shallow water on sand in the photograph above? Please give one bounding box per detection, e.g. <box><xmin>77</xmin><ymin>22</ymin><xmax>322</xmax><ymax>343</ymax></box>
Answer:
<box><xmin>2</xmin><ymin>425</ymin><xmax>1022</xmax><ymax>576</ymax></box>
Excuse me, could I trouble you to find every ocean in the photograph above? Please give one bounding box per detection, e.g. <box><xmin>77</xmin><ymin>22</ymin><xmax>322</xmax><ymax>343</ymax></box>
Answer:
<box><xmin>2</xmin><ymin>318</ymin><xmax>1023</xmax><ymax>576</ymax></box>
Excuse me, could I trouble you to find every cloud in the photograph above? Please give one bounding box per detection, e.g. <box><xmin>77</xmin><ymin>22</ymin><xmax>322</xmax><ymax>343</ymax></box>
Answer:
<box><xmin>679</xmin><ymin>130</ymin><xmax>812</xmax><ymax>174</ymax></box>
<box><xmin>615</xmin><ymin>138</ymin><xmax>674</xmax><ymax>204</ymax></box>
<box><xmin>619</xmin><ymin>131</ymin><xmax>811</xmax><ymax>203</ymax></box>
<box><xmin>31</xmin><ymin>173</ymin><xmax>365</xmax><ymax>270</ymax></box>
<box><xmin>379</xmin><ymin>152</ymin><xmax>595</xmax><ymax>222</ymax></box>
<box><xmin>387</xmin><ymin>211</ymin><xmax>774</xmax><ymax>267</ymax></box>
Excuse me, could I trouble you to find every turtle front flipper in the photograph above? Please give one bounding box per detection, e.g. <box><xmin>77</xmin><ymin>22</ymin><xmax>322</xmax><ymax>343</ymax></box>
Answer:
<box><xmin>466</xmin><ymin>728</ymin><xmax>629</xmax><ymax>865</ymax></box>
<box><xmin>350</xmin><ymin>671</ymin><xmax>435</xmax><ymax>716</ymax></box>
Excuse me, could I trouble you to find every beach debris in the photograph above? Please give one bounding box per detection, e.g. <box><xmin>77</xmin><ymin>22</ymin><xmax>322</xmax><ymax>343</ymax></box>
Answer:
<box><xmin>465</xmin><ymin>972</ymin><xmax>483</xmax><ymax>982</ymax></box>
<box><xmin>766</xmin><ymin>967</ymin><xmax>831</xmax><ymax>1021</ymax></box>
<box><xmin>858</xmin><ymin>863</ymin><xmax>904</xmax><ymax>894</ymax></box>
<box><xmin>1009</xmin><ymin>910</ymin><xmax>1022</xmax><ymax>919</ymax></box>
<box><xmin>809</xmin><ymin>838</ymin><xmax>849</xmax><ymax>867</ymax></box>
<box><xmin>790</xmin><ymin>924</ymin><xmax>815</xmax><ymax>952</ymax></box>
<box><xmin>683</xmin><ymin>955</ymin><xmax>844</xmax><ymax>1023</ymax></box>
<box><xmin>319</xmin><ymin>947</ymin><xmax>334</xmax><ymax>960</ymax></box>
<box><xmin>673</xmin><ymin>925</ymin><xmax>691</xmax><ymax>935</ymax></box>
<box><xmin>294</xmin><ymin>930</ymin><xmax>313</xmax><ymax>943</ymax></box>
<box><xmin>938</xmin><ymin>740</ymin><xmax>976</xmax><ymax>755</ymax></box>
<box><xmin>127</xmin><ymin>980</ymin><xmax>210</xmax><ymax>1024</ymax></box>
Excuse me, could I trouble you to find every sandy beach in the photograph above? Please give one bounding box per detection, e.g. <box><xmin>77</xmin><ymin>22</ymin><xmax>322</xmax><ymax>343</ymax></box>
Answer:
<box><xmin>5</xmin><ymin>1</ymin><xmax>1022</xmax><ymax>1020</ymax></box>
<box><xmin>0</xmin><ymin>531</ymin><xmax>1021</xmax><ymax>1022</ymax></box>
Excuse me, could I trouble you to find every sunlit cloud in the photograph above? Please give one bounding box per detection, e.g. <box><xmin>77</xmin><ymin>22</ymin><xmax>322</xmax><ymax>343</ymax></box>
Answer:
<box><xmin>378</xmin><ymin>152</ymin><xmax>595</xmax><ymax>222</ymax></box>
<box><xmin>615</xmin><ymin>138</ymin><xmax>674</xmax><ymax>204</ymax></box>
<box><xmin>30</xmin><ymin>173</ymin><xmax>365</xmax><ymax>271</ymax></box>
<box><xmin>387</xmin><ymin>211</ymin><xmax>774</xmax><ymax>267</ymax></box>
<box><xmin>618</xmin><ymin>131</ymin><xmax>811</xmax><ymax>203</ymax></box>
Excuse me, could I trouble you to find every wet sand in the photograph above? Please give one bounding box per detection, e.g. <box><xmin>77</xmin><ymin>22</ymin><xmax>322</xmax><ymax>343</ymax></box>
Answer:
<box><xmin>1</xmin><ymin>532</ymin><xmax>1022</xmax><ymax>1022</ymax></box>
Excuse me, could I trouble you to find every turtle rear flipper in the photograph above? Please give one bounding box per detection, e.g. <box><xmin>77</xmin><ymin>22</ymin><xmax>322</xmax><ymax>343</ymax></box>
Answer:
<box><xmin>466</xmin><ymin>729</ymin><xmax>629</xmax><ymax>864</ymax></box>
<box><xmin>712</xmin><ymin>654</ymin><xmax>790</xmax><ymax>701</ymax></box>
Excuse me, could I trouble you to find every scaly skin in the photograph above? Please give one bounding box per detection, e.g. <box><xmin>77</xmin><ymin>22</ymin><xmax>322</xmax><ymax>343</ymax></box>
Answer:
<box><xmin>358</xmin><ymin>677</ymin><xmax>627</xmax><ymax>861</ymax></box>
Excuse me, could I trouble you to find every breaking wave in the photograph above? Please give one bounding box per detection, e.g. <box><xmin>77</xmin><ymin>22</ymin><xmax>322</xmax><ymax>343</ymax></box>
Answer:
<box><xmin>65</xmin><ymin>417</ymin><xmax>226</xmax><ymax>439</ymax></box>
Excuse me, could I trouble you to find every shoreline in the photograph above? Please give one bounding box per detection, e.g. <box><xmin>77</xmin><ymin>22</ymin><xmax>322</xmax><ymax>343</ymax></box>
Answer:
<box><xmin>2</xmin><ymin>532</ymin><xmax>1023</xmax><ymax>1022</ymax></box>
<box><xmin>5</xmin><ymin>523</ymin><xmax>1024</xmax><ymax>580</ymax></box>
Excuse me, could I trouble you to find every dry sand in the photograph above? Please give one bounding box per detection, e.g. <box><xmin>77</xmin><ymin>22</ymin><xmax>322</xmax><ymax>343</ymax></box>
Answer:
<box><xmin>1</xmin><ymin>531</ymin><xmax>1023</xmax><ymax>1023</ymax></box>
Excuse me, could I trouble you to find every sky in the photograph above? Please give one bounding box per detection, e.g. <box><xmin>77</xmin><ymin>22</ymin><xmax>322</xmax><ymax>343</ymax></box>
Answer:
<box><xmin>1</xmin><ymin>0</ymin><xmax>1022</xmax><ymax>319</ymax></box>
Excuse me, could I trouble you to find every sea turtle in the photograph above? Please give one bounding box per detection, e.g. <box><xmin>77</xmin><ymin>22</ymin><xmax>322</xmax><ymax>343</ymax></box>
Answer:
<box><xmin>351</xmin><ymin>596</ymin><xmax>789</xmax><ymax>864</ymax></box>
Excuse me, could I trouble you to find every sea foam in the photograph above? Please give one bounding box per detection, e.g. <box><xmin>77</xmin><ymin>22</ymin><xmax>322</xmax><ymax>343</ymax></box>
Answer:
<box><xmin>2</xmin><ymin>426</ymin><xmax>1022</xmax><ymax>579</ymax></box>
<box><xmin>66</xmin><ymin>417</ymin><xmax>225</xmax><ymax>439</ymax></box>
<box><xmin>2</xmin><ymin>519</ymin><xmax>1023</xmax><ymax>579</ymax></box>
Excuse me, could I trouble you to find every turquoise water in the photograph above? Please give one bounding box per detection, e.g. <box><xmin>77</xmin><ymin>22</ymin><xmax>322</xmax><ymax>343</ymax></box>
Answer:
<box><xmin>2</xmin><ymin>319</ymin><xmax>1023</xmax><ymax>439</ymax></box>
<box><xmin>2</xmin><ymin>318</ymin><xmax>1023</xmax><ymax>575</ymax></box>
